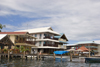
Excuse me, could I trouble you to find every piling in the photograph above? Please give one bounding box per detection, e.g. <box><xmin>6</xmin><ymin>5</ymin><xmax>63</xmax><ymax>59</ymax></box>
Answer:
<box><xmin>70</xmin><ymin>51</ymin><xmax>72</xmax><ymax>62</ymax></box>
<box><xmin>54</xmin><ymin>53</ymin><xmax>55</xmax><ymax>60</ymax></box>
<box><xmin>8</xmin><ymin>50</ymin><xmax>10</xmax><ymax>59</ymax></box>
<box><xmin>23</xmin><ymin>51</ymin><xmax>25</xmax><ymax>59</ymax></box>
<box><xmin>37</xmin><ymin>52</ymin><xmax>39</xmax><ymax>60</ymax></box>
<box><xmin>61</xmin><ymin>54</ymin><xmax>62</xmax><ymax>61</ymax></box>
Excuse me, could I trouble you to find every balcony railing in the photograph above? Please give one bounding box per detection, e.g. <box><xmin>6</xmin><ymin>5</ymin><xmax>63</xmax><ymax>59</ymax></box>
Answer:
<box><xmin>15</xmin><ymin>40</ymin><xmax>36</xmax><ymax>45</ymax></box>
<box><xmin>25</xmin><ymin>41</ymin><xmax>36</xmax><ymax>45</ymax></box>
<box><xmin>43</xmin><ymin>44</ymin><xmax>58</xmax><ymax>47</ymax></box>
<box><xmin>44</xmin><ymin>36</ymin><xmax>58</xmax><ymax>40</ymax></box>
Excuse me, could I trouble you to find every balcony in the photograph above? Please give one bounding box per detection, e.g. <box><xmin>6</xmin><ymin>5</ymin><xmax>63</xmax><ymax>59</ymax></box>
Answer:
<box><xmin>44</xmin><ymin>36</ymin><xmax>58</xmax><ymax>40</ymax></box>
<box><xmin>43</xmin><ymin>44</ymin><xmax>58</xmax><ymax>47</ymax></box>
<box><xmin>15</xmin><ymin>40</ymin><xmax>36</xmax><ymax>45</ymax></box>
<box><xmin>25</xmin><ymin>41</ymin><xmax>36</xmax><ymax>45</ymax></box>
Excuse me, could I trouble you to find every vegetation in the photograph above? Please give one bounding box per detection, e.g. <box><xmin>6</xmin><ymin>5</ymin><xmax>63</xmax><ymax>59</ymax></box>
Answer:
<box><xmin>20</xmin><ymin>46</ymin><xmax>29</xmax><ymax>52</ymax></box>
<box><xmin>3</xmin><ymin>49</ymin><xmax>7</xmax><ymax>52</ymax></box>
<box><xmin>0</xmin><ymin>23</ymin><xmax>6</xmax><ymax>32</ymax></box>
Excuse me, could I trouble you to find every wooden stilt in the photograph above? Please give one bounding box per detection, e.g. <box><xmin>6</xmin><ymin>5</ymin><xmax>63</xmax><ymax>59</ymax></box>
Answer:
<box><xmin>37</xmin><ymin>52</ymin><xmax>39</xmax><ymax>60</ymax></box>
<box><xmin>23</xmin><ymin>51</ymin><xmax>25</xmax><ymax>59</ymax></box>
<box><xmin>40</xmin><ymin>55</ymin><xmax>41</xmax><ymax>60</ymax></box>
<box><xmin>33</xmin><ymin>55</ymin><xmax>34</xmax><ymax>60</ymax></box>
<box><xmin>26</xmin><ymin>56</ymin><xmax>27</xmax><ymax>60</ymax></box>
<box><xmin>89</xmin><ymin>44</ymin><xmax>90</xmax><ymax>57</ymax></box>
<box><xmin>21</xmin><ymin>55</ymin><xmax>23</xmax><ymax>59</ymax></box>
<box><xmin>70</xmin><ymin>51</ymin><xmax>72</xmax><ymax>62</ymax></box>
<box><xmin>8</xmin><ymin>50</ymin><xmax>10</xmax><ymax>59</ymax></box>
<box><xmin>61</xmin><ymin>54</ymin><xmax>62</xmax><ymax>61</ymax></box>
<box><xmin>54</xmin><ymin>53</ymin><xmax>55</xmax><ymax>60</ymax></box>
<box><xmin>0</xmin><ymin>55</ymin><xmax>1</xmax><ymax>60</ymax></box>
<box><xmin>11</xmin><ymin>55</ymin><xmax>13</xmax><ymax>59</ymax></box>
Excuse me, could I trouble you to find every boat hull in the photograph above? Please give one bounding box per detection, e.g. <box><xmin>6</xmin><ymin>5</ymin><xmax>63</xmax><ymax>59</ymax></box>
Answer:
<box><xmin>85</xmin><ymin>58</ymin><xmax>100</xmax><ymax>63</ymax></box>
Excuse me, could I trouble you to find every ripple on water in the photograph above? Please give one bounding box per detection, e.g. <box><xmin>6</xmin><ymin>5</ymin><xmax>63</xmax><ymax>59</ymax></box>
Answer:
<box><xmin>0</xmin><ymin>58</ymin><xmax>100</xmax><ymax>67</ymax></box>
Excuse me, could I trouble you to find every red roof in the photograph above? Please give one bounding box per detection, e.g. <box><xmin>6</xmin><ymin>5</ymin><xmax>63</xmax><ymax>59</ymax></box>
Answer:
<box><xmin>0</xmin><ymin>32</ymin><xmax>28</xmax><ymax>34</ymax></box>
<box><xmin>77</xmin><ymin>46</ymin><xmax>89</xmax><ymax>51</ymax></box>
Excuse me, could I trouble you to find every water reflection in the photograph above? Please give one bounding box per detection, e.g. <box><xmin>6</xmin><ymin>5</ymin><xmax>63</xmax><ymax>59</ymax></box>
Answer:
<box><xmin>0</xmin><ymin>58</ymin><xmax>100</xmax><ymax>67</ymax></box>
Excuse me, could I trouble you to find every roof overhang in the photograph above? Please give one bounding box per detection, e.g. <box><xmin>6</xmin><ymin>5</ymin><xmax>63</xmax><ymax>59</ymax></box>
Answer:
<box><xmin>32</xmin><ymin>46</ymin><xmax>66</xmax><ymax>49</ymax></box>
<box><xmin>36</xmin><ymin>39</ymin><xmax>59</xmax><ymax>42</ymax></box>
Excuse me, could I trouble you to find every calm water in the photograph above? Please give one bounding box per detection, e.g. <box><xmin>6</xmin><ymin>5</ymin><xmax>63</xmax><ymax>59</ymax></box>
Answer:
<box><xmin>0</xmin><ymin>57</ymin><xmax>100</xmax><ymax>67</ymax></box>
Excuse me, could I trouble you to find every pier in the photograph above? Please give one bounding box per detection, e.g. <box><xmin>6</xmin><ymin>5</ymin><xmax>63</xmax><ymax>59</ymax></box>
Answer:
<box><xmin>0</xmin><ymin>53</ymin><xmax>54</xmax><ymax>60</ymax></box>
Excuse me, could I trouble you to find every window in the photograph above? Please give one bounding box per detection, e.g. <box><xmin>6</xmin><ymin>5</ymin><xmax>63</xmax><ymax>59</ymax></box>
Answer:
<box><xmin>44</xmin><ymin>42</ymin><xmax>46</xmax><ymax>44</ymax></box>
<box><xmin>16</xmin><ymin>36</ymin><xmax>18</xmax><ymax>40</ymax></box>
<box><xmin>39</xmin><ymin>41</ymin><xmax>41</xmax><ymax>46</ymax></box>
<box><xmin>44</xmin><ymin>34</ymin><xmax>47</xmax><ymax>37</ymax></box>
<box><xmin>35</xmin><ymin>34</ymin><xmax>37</xmax><ymax>37</ymax></box>
<box><xmin>40</xmin><ymin>34</ymin><xmax>42</xmax><ymax>39</ymax></box>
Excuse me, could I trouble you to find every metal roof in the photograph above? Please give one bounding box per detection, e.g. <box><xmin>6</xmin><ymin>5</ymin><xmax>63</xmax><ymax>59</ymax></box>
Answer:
<box><xmin>0</xmin><ymin>34</ymin><xmax>7</xmax><ymax>40</ymax></box>
<box><xmin>59</xmin><ymin>41</ymin><xmax>68</xmax><ymax>44</ymax></box>
<box><xmin>54</xmin><ymin>33</ymin><xmax>68</xmax><ymax>41</ymax></box>
<box><xmin>76</xmin><ymin>41</ymin><xmax>95</xmax><ymax>44</ymax></box>
<box><xmin>54</xmin><ymin>33</ymin><xmax>64</xmax><ymax>38</ymax></box>
<box><xmin>0</xmin><ymin>32</ymin><xmax>28</xmax><ymax>35</ymax></box>
<box><xmin>65</xmin><ymin>44</ymin><xmax>78</xmax><ymax>46</ymax></box>
<box><xmin>15</xmin><ymin>27</ymin><xmax>60</xmax><ymax>35</ymax></box>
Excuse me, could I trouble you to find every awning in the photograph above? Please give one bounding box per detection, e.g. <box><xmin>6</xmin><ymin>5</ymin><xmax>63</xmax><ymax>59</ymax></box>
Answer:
<box><xmin>54</xmin><ymin>51</ymin><xmax>69</xmax><ymax>55</ymax></box>
<box><xmin>32</xmin><ymin>46</ymin><xmax>65</xmax><ymax>49</ymax></box>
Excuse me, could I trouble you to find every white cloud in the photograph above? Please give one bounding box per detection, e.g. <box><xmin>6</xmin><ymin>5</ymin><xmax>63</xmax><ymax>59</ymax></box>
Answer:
<box><xmin>1</xmin><ymin>0</ymin><xmax>100</xmax><ymax>42</ymax></box>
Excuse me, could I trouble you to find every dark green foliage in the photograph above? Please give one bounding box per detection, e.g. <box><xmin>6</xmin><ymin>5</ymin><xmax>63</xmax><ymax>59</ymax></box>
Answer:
<box><xmin>0</xmin><ymin>23</ymin><xmax>6</xmax><ymax>32</ymax></box>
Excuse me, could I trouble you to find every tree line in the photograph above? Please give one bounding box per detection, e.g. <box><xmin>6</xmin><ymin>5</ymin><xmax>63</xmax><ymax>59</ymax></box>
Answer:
<box><xmin>0</xmin><ymin>23</ymin><xmax>6</xmax><ymax>32</ymax></box>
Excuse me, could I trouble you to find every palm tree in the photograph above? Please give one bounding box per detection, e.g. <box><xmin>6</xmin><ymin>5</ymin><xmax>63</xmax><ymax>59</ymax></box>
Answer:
<box><xmin>0</xmin><ymin>23</ymin><xmax>6</xmax><ymax>32</ymax></box>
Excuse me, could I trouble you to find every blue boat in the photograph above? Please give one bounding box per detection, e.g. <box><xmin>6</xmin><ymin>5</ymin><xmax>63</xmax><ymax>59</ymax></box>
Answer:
<box><xmin>85</xmin><ymin>57</ymin><xmax>100</xmax><ymax>63</ymax></box>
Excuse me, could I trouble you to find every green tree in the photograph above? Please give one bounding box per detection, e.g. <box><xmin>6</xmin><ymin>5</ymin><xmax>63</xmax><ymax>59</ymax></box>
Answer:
<box><xmin>0</xmin><ymin>23</ymin><xmax>6</xmax><ymax>32</ymax></box>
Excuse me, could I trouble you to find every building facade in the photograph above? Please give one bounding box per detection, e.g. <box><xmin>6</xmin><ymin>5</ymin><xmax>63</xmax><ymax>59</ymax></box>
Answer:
<box><xmin>66</xmin><ymin>41</ymin><xmax>99</xmax><ymax>54</ymax></box>
<box><xmin>0</xmin><ymin>32</ymin><xmax>36</xmax><ymax>54</ymax></box>
<box><xmin>16</xmin><ymin>27</ymin><xmax>68</xmax><ymax>54</ymax></box>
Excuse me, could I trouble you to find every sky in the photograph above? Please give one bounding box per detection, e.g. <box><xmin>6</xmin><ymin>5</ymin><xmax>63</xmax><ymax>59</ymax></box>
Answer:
<box><xmin>0</xmin><ymin>0</ymin><xmax>100</xmax><ymax>44</ymax></box>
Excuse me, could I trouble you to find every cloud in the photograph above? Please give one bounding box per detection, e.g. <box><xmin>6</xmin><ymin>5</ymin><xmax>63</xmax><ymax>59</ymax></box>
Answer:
<box><xmin>1</xmin><ymin>0</ymin><xmax>100</xmax><ymax>42</ymax></box>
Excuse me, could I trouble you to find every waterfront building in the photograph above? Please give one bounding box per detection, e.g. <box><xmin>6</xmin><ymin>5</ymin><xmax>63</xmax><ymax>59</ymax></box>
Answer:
<box><xmin>0</xmin><ymin>32</ymin><xmax>36</xmax><ymax>54</ymax></box>
<box><xmin>16</xmin><ymin>27</ymin><xmax>68</xmax><ymax>54</ymax></box>
<box><xmin>66</xmin><ymin>41</ymin><xmax>99</xmax><ymax>54</ymax></box>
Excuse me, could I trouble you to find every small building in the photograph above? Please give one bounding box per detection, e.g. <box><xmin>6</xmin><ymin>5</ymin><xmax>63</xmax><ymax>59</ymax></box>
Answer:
<box><xmin>66</xmin><ymin>41</ymin><xmax>99</xmax><ymax>54</ymax></box>
<box><xmin>0</xmin><ymin>32</ymin><xmax>36</xmax><ymax>54</ymax></box>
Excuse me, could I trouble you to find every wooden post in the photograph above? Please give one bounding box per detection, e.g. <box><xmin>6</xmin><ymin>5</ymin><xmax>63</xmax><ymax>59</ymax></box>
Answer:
<box><xmin>61</xmin><ymin>54</ymin><xmax>62</xmax><ymax>61</ymax></box>
<box><xmin>21</xmin><ymin>55</ymin><xmax>23</xmax><ymax>59</ymax></box>
<box><xmin>40</xmin><ymin>55</ymin><xmax>41</xmax><ymax>60</ymax></box>
<box><xmin>11</xmin><ymin>55</ymin><xmax>13</xmax><ymax>59</ymax></box>
<box><xmin>54</xmin><ymin>53</ymin><xmax>55</xmax><ymax>60</ymax></box>
<box><xmin>33</xmin><ymin>56</ymin><xmax>34</xmax><ymax>59</ymax></box>
<box><xmin>8</xmin><ymin>50</ymin><xmax>10</xmax><ymax>59</ymax></box>
<box><xmin>23</xmin><ymin>51</ymin><xmax>25</xmax><ymax>59</ymax></box>
<box><xmin>89</xmin><ymin>44</ymin><xmax>90</xmax><ymax>57</ymax></box>
<box><xmin>70</xmin><ymin>51</ymin><xmax>72</xmax><ymax>62</ymax></box>
<box><xmin>37</xmin><ymin>52</ymin><xmax>39</xmax><ymax>60</ymax></box>
<box><xmin>0</xmin><ymin>55</ymin><xmax>1</xmax><ymax>60</ymax></box>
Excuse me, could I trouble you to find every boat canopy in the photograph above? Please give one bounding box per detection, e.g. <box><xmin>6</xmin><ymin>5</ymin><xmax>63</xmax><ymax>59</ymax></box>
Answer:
<box><xmin>54</xmin><ymin>51</ymin><xmax>69</xmax><ymax>55</ymax></box>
